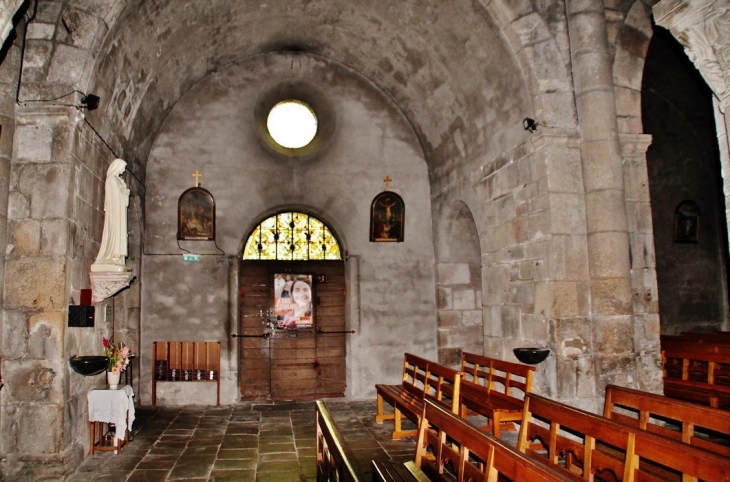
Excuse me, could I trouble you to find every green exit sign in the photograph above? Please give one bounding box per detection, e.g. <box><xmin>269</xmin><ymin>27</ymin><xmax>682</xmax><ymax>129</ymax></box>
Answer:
<box><xmin>182</xmin><ymin>254</ymin><xmax>201</xmax><ymax>262</ymax></box>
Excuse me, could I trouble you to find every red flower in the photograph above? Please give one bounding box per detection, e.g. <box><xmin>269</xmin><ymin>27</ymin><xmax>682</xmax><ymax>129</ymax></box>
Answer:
<box><xmin>102</xmin><ymin>337</ymin><xmax>111</xmax><ymax>348</ymax></box>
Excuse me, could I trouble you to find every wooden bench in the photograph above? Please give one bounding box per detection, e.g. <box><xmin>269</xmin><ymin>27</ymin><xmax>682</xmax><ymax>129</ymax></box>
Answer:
<box><xmin>459</xmin><ymin>351</ymin><xmax>535</xmax><ymax>439</ymax></box>
<box><xmin>410</xmin><ymin>398</ymin><xmax>577</xmax><ymax>482</ymax></box>
<box><xmin>662</xmin><ymin>332</ymin><xmax>730</xmax><ymax>344</ymax></box>
<box><xmin>604</xmin><ymin>384</ymin><xmax>730</xmax><ymax>457</ymax></box>
<box><xmin>315</xmin><ymin>400</ymin><xmax>365</xmax><ymax>482</ymax></box>
<box><xmin>518</xmin><ymin>393</ymin><xmax>730</xmax><ymax>481</ymax></box>
<box><xmin>152</xmin><ymin>341</ymin><xmax>221</xmax><ymax>406</ymax></box>
<box><xmin>661</xmin><ymin>339</ymin><xmax>730</xmax><ymax>408</ymax></box>
<box><xmin>375</xmin><ymin>353</ymin><xmax>461</xmax><ymax>439</ymax></box>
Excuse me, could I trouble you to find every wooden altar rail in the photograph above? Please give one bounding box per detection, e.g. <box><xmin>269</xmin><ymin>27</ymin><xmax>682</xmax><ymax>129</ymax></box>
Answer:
<box><xmin>152</xmin><ymin>341</ymin><xmax>221</xmax><ymax>406</ymax></box>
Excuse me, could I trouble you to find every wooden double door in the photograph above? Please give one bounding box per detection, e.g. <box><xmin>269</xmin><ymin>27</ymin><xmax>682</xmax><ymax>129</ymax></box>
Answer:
<box><xmin>238</xmin><ymin>260</ymin><xmax>347</xmax><ymax>400</ymax></box>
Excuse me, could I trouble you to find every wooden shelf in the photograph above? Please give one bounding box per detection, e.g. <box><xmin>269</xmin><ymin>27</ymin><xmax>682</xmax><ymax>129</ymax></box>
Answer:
<box><xmin>152</xmin><ymin>341</ymin><xmax>221</xmax><ymax>406</ymax></box>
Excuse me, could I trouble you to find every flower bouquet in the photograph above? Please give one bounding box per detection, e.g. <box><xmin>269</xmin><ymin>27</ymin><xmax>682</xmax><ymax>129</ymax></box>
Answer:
<box><xmin>103</xmin><ymin>337</ymin><xmax>130</xmax><ymax>374</ymax></box>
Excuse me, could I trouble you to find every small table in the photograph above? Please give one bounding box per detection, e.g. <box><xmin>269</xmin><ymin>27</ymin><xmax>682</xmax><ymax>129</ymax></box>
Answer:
<box><xmin>87</xmin><ymin>385</ymin><xmax>135</xmax><ymax>455</ymax></box>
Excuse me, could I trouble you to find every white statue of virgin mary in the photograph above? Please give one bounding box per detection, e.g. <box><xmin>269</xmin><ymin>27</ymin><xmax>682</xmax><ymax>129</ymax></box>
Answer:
<box><xmin>91</xmin><ymin>159</ymin><xmax>131</xmax><ymax>272</ymax></box>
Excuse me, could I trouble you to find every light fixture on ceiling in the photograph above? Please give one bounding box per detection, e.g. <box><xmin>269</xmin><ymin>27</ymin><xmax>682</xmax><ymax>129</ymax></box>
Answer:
<box><xmin>523</xmin><ymin>117</ymin><xmax>537</xmax><ymax>133</ymax></box>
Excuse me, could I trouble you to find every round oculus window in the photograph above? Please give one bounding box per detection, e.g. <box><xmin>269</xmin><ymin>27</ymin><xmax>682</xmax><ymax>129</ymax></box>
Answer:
<box><xmin>266</xmin><ymin>100</ymin><xmax>318</xmax><ymax>149</ymax></box>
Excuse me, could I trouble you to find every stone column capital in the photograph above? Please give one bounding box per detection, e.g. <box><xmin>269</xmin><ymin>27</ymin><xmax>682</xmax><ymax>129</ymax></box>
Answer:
<box><xmin>619</xmin><ymin>133</ymin><xmax>653</xmax><ymax>158</ymax></box>
<box><xmin>0</xmin><ymin>0</ymin><xmax>25</xmax><ymax>49</ymax></box>
<box><xmin>718</xmin><ymin>95</ymin><xmax>730</xmax><ymax>113</ymax></box>
<box><xmin>654</xmin><ymin>0</ymin><xmax>730</xmax><ymax>104</ymax></box>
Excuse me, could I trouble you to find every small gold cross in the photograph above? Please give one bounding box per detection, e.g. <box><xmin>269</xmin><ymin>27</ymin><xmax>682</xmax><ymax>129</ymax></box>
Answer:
<box><xmin>383</xmin><ymin>176</ymin><xmax>392</xmax><ymax>191</ymax></box>
<box><xmin>192</xmin><ymin>170</ymin><xmax>202</xmax><ymax>187</ymax></box>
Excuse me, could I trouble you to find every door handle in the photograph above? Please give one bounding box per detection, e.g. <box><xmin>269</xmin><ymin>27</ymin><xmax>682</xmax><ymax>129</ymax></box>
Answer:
<box><xmin>231</xmin><ymin>333</ymin><xmax>270</xmax><ymax>338</ymax></box>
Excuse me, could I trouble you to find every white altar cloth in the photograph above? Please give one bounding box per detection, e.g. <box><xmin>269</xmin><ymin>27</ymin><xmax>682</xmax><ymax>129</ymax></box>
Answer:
<box><xmin>87</xmin><ymin>385</ymin><xmax>135</xmax><ymax>444</ymax></box>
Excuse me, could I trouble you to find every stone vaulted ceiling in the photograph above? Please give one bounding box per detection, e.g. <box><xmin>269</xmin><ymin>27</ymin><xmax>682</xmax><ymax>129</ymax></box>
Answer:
<box><xmin>83</xmin><ymin>0</ymin><xmax>539</xmax><ymax>178</ymax></box>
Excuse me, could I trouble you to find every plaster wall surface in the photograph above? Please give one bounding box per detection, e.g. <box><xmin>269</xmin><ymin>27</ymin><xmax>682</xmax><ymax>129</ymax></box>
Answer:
<box><xmin>143</xmin><ymin>53</ymin><xmax>438</xmax><ymax>402</ymax></box>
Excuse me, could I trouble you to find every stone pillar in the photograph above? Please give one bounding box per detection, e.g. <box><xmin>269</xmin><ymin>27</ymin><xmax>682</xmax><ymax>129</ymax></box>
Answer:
<box><xmin>1</xmin><ymin>104</ymin><xmax>115</xmax><ymax>478</ymax></box>
<box><xmin>2</xmin><ymin>107</ymin><xmax>75</xmax><ymax>479</ymax></box>
<box><xmin>565</xmin><ymin>0</ymin><xmax>634</xmax><ymax>404</ymax></box>
<box><xmin>621</xmin><ymin>133</ymin><xmax>662</xmax><ymax>392</ymax></box>
<box><xmin>0</xmin><ymin>4</ymin><xmax>22</xmax><ymax>469</ymax></box>
<box><xmin>530</xmin><ymin>133</ymin><xmax>591</xmax><ymax>406</ymax></box>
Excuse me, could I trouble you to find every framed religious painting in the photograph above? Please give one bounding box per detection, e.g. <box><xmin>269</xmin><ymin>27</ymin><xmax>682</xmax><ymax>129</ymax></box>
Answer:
<box><xmin>178</xmin><ymin>187</ymin><xmax>216</xmax><ymax>240</ymax></box>
<box><xmin>674</xmin><ymin>200</ymin><xmax>700</xmax><ymax>243</ymax></box>
<box><xmin>272</xmin><ymin>273</ymin><xmax>314</xmax><ymax>330</ymax></box>
<box><xmin>370</xmin><ymin>191</ymin><xmax>405</xmax><ymax>242</ymax></box>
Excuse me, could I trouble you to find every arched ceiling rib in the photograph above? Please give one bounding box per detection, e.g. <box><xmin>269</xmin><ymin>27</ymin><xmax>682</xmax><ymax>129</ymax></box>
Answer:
<box><xmin>87</xmin><ymin>0</ymin><xmax>532</xmax><ymax>175</ymax></box>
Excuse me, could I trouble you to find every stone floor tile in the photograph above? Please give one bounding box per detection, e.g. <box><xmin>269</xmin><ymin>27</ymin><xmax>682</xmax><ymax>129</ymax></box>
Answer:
<box><xmin>181</xmin><ymin>445</ymin><xmax>220</xmax><ymax>457</ymax></box>
<box><xmin>258</xmin><ymin>451</ymin><xmax>298</xmax><ymax>462</ymax></box>
<box><xmin>255</xmin><ymin>471</ymin><xmax>302</xmax><ymax>482</ymax></box>
<box><xmin>125</xmin><ymin>469</ymin><xmax>171</xmax><ymax>482</ymax></box>
<box><xmin>258</xmin><ymin>441</ymin><xmax>296</xmax><ymax>453</ymax></box>
<box><xmin>66</xmin><ymin>400</ymin><xmax>417</xmax><ymax>482</ymax></box>
<box><xmin>209</xmin><ymin>469</ymin><xmax>256</xmax><ymax>482</ymax></box>
<box><xmin>90</xmin><ymin>470</ymin><xmax>131</xmax><ymax>482</ymax></box>
<box><xmin>136</xmin><ymin>454</ymin><xmax>180</xmax><ymax>470</ymax></box>
<box><xmin>213</xmin><ymin>458</ymin><xmax>258</xmax><ymax>470</ymax></box>
<box><xmin>216</xmin><ymin>448</ymin><xmax>258</xmax><ymax>459</ymax></box>
<box><xmin>166</xmin><ymin>455</ymin><xmax>215</xmax><ymax>479</ymax></box>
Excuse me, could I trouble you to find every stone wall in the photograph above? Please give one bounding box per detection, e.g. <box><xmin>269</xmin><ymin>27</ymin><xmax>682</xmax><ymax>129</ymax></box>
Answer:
<box><xmin>142</xmin><ymin>52</ymin><xmax>438</xmax><ymax>402</ymax></box>
<box><xmin>435</xmin><ymin>202</ymin><xmax>483</xmax><ymax>367</ymax></box>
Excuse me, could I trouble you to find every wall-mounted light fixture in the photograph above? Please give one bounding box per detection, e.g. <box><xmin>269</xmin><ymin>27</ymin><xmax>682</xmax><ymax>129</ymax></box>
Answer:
<box><xmin>523</xmin><ymin>117</ymin><xmax>537</xmax><ymax>133</ymax></box>
<box><xmin>80</xmin><ymin>94</ymin><xmax>100</xmax><ymax>110</ymax></box>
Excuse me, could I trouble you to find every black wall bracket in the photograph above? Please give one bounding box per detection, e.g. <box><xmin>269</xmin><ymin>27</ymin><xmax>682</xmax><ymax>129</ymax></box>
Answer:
<box><xmin>68</xmin><ymin>305</ymin><xmax>95</xmax><ymax>327</ymax></box>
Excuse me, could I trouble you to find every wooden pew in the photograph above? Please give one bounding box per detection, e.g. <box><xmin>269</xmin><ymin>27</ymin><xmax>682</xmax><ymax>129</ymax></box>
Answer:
<box><xmin>410</xmin><ymin>398</ymin><xmax>578</xmax><ymax>482</ymax></box>
<box><xmin>662</xmin><ymin>332</ymin><xmax>730</xmax><ymax>344</ymax></box>
<box><xmin>459</xmin><ymin>351</ymin><xmax>535</xmax><ymax>438</ymax></box>
<box><xmin>661</xmin><ymin>339</ymin><xmax>730</xmax><ymax>408</ymax></box>
<box><xmin>375</xmin><ymin>353</ymin><xmax>461</xmax><ymax>439</ymax></box>
<box><xmin>604</xmin><ymin>384</ymin><xmax>730</xmax><ymax>457</ymax></box>
<box><xmin>316</xmin><ymin>400</ymin><xmax>365</xmax><ymax>482</ymax></box>
<box><xmin>518</xmin><ymin>393</ymin><xmax>730</xmax><ymax>481</ymax></box>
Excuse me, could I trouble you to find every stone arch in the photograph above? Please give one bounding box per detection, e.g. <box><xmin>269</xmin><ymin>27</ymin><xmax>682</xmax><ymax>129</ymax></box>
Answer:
<box><xmin>482</xmin><ymin>0</ymin><xmax>578</xmax><ymax>128</ymax></box>
<box><xmin>642</xmin><ymin>26</ymin><xmax>729</xmax><ymax>334</ymax></box>
<box><xmin>612</xmin><ymin>1</ymin><xmax>655</xmax><ymax>134</ymax></box>
<box><xmin>435</xmin><ymin>199</ymin><xmax>483</xmax><ymax>367</ymax></box>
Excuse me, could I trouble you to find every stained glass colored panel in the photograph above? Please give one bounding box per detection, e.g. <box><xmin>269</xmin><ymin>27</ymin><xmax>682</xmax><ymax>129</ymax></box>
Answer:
<box><xmin>242</xmin><ymin>212</ymin><xmax>341</xmax><ymax>260</ymax></box>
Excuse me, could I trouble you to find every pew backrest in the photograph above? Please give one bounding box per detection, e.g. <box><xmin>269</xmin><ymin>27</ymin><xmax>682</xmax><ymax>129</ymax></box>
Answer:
<box><xmin>604</xmin><ymin>384</ymin><xmax>730</xmax><ymax>457</ymax></box>
<box><xmin>461</xmin><ymin>352</ymin><xmax>535</xmax><ymax>397</ymax></box>
<box><xmin>401</xmin><ymin>353</ymin><xmax>430</xmax><ymax>397</ymax></box>
<box><xmin>518</xmin><ymin>393</ymin><xmax>730</xmax><ymax>482</ymax></box>
<box><xmin>316</xmin><ymin>400</ymin><xmax>365</xmax><ymax>482</ymax></box>
<box><xmin>661</xmin><ymin>340</ymin><xmax>730</xmax><ymax>408</ymax></box>
<box><xmin>423</xmin><ymin>361</ymin><xmax>461</xmax><ymax>414</ymax></box>
<box><xmin>415</xmin><ymin>399</ymin><xmax>577</xmax><ymax>482</ymax></box>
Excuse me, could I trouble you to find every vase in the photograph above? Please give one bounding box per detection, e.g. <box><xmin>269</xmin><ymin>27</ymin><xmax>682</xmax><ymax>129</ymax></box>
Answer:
<box><xmin>106</xmin><ymin>370</ymin><xmax>120</xmax><ymax>389</ymax></box>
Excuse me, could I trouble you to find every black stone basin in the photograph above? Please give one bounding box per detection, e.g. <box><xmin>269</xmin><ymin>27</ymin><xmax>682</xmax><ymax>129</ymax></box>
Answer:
<box><xmin>69</xmin><ymin>356</ymin><xmax>108</xmax><ymax>376</ymax></box>
<box><xmin>513</xmin><ymin>347</ymin><xmax>550</xmax><ymax>365</ymax></box>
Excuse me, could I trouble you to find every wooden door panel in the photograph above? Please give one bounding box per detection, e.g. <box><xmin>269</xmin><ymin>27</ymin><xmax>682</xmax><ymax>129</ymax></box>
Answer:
<box><xmin>239</xmin><ymin>260</ymin><xmax>347</xmax><ymax>400</ymax></box>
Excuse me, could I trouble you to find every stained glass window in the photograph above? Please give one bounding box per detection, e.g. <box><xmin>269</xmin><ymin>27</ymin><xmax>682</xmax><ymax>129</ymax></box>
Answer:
<box><xmin>242</xmin><ymin>212</ymin><xmax>341</xmax><ymax>260</ymax></box>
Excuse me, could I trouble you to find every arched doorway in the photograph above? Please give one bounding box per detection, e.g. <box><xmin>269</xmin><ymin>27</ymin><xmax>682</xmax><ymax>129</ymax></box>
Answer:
<box><xmin>642</xmin><ymin>27</ymin><xmax>730</xmax><ymax>334</ymax></box>
<box><xmin>237</xmin><ymin>211</ymin><xmax>347</xmax><ymax>400</ymax></box>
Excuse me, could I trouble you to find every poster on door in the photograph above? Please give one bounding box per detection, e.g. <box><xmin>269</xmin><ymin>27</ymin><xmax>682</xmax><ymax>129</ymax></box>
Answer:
<box><xmin>273</xmin><ymin>274</ymin><xmax>314</xmax><ymax>330</ymax></box>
